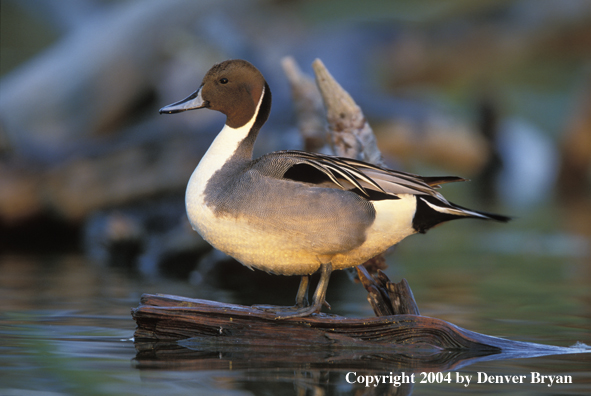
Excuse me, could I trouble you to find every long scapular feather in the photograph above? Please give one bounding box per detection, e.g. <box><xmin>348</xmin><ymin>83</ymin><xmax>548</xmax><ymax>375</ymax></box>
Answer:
<box><xmin>276</xmin><ymin>150</ymin><xmax>457</xmax><ymax>200</ymax></box>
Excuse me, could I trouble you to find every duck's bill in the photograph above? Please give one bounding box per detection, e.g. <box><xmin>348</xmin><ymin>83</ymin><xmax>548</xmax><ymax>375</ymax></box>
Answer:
<box><xmin>159</xmin><ymin>87</ymin><xmax>208</xmax><ymax>114</ymax></box>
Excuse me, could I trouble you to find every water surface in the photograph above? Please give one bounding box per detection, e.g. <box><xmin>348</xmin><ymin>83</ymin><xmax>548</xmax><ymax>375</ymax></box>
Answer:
<box><xmin>1</xmin><ymin>214</ymin><xmax>589</xmax><ymax>395</ymax></box>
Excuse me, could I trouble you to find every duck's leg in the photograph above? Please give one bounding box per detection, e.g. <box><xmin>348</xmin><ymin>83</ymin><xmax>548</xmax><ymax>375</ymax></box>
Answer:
<box><xmin>294</xmin><ymin>275</ymin><xmax>310</xmax><ymax>308</ymax></box>
<box><xmin>275</xmin><ymin>262</ymin><xmax>333</xmax><ymax>319</ymax></box>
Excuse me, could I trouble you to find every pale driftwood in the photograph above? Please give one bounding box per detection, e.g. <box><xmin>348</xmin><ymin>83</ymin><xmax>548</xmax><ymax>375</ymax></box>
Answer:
<box><xmin>281</xmin><ymin>57</ymin><xmax>326</xmax><ymax>152</ymax></box>
<box><xmin>312</xmin><ymin>58</ymin><xmax>384</xmax><ymax>166</ymax></box>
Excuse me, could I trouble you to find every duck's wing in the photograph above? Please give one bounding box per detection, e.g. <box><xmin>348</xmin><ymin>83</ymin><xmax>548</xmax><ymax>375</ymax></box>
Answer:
<box><xmin>249</xmin><ymin>150</ymin><xmax>510</xmax><ymax>236</ymax></box>
<box><xmin>254</xmin><ymin>150</ymin><xmax>465</xmax><ymax>202</ymax></box>
<box><xmin>307</xmin><ymin>153</ymin><xmax>511</xmax><ymax>224</ymax></box>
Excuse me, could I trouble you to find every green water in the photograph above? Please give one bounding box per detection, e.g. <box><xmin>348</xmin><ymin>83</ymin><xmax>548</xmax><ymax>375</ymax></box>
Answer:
<box><xmin>1</xmin><ymin>204</ymin><xmax>589</xmax><ymax>395</ymax></box>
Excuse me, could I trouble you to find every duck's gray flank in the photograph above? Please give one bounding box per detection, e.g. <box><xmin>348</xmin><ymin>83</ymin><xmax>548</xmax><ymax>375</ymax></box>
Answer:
<box><xmin>204</xmin><ymin>154</ymin><xmax>376</xmax><ymax>255</ymax></box>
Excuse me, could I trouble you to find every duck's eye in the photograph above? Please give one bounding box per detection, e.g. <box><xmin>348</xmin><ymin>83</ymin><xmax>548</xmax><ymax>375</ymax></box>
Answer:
<box><xmin>219</xmin><ymin>78</ymin><xmax>228</xmax><ymax>84</ymax></box>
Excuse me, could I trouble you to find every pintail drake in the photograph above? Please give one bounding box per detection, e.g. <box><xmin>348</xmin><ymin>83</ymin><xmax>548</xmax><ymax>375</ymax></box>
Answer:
<box><xmin>160</xmin><ymin>59</ymin><xmax>509</xmax><ymax>318</ymax></box>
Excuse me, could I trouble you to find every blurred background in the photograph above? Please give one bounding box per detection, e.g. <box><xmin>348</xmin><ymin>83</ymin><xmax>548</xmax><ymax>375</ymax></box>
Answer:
<box><xmin>0</xmin><ymin>0</ymin><xmax>590</xmax><ymax>394</ymax></box>
<box><xmin>1</xmin><ymin>0</ymin><xmax>589</xmax><ymax>273</ymax></box>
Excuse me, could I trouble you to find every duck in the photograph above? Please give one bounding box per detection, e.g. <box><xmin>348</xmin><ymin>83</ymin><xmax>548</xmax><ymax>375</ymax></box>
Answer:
<box><xmin>160</xmin><ymin>59</ymin><xmax>510</xmax><ymax>319</ymax></box>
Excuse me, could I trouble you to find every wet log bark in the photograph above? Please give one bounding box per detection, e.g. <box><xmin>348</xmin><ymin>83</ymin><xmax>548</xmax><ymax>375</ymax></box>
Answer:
<box><xmin>132</xmin><ymin>290</ymin><xmax>583</xmax><ymax>370</ymax></box>
<box><xmin>356</xmin><ymin>265</ymin><xmax>420</xmax><ymax>317</ymax></box>
<box><xmin>132</xmin><ymin>293</ymin><xmax>502</xmax><ymax>351</ymax></box>
<box><xmin>132</xmin><ymin>272</ymin><xmax>580</xmax><ymax>357</ymax></box>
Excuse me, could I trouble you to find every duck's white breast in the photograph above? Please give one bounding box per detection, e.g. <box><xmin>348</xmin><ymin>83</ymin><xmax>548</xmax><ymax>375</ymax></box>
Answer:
<box><xmin>186</xmin><ymin>170</ymin><xmax>323</xmax><ymax>275</ymax></box>
<box><xmin>185</xmin><ymin>123</ymin><xmax>323</xmax><ymax>275</ymax></box>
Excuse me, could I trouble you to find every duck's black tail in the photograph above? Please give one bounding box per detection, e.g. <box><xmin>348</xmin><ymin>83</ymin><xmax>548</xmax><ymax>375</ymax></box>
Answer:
<box><xmin>412</xmin><ymin>195</ymin><xmax>511</xmax><ymax>234</ymax></box>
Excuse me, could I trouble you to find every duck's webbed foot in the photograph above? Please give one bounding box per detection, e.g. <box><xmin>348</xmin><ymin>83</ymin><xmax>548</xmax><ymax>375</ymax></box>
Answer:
<box><xmin>273</xmin><ymin>263</ymin><xmax>333</xmax><ymax>319</ymax></box>
<box><xmin>252</xmin><ymin>263</ymin><xmax>333</xmax><ymax>319</ymax></box>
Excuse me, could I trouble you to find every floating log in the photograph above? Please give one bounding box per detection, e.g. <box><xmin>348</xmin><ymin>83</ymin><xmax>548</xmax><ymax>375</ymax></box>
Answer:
<box><xmin>133</xmin><ymin>293</ymin><xmax>500</xmax><ymax>351</ymax></box>
<box><xmin>132</xmin><ymin>265</ymin><xmax>580</xmax><ymax>365</ymax></box>
<box><xmin>132</xmin><ymin>291</ymin><xmax>586</xmax><ymax>374</ymax></box>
